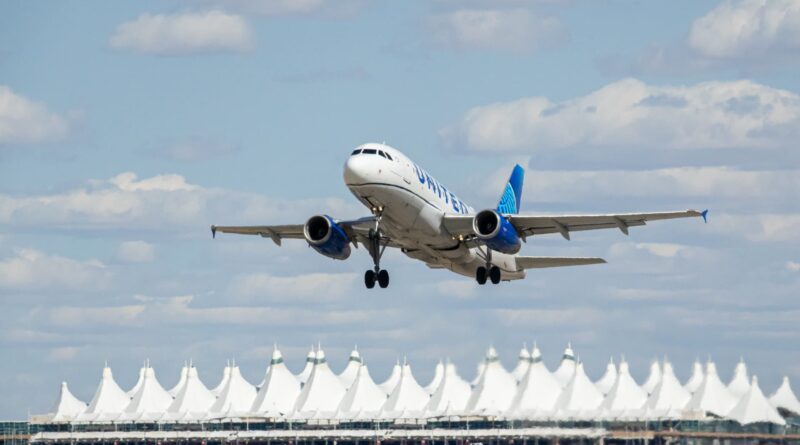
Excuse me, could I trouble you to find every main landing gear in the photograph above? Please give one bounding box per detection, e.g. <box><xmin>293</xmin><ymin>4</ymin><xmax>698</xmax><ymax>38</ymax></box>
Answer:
<box><xmin>476</xmin><ymin>249</ymin><xmax>502</xmax><ymax>285</ymax></box>
<box><xmin>364</xmin><ymin>218</ymin><xmax>390</xmax><ymax>289</ymax></box>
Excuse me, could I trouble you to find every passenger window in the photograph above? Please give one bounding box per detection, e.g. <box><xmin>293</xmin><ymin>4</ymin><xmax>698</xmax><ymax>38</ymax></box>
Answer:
<box><xmin>362</xmin><ymin>149</ymin><xmax>377</xmax><ymax>155</ymax></box>
<box><xmin>351</xmin><ymin>149</ymin><xmax>361</xmax><ymax>155</ymax></box>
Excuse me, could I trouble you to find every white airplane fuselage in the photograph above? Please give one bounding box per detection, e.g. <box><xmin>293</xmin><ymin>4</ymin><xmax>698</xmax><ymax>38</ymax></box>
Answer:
<box><xmin>343</xmin><ymin>142</ymin><xmax>524</xmax><ymax>280</ymax></box>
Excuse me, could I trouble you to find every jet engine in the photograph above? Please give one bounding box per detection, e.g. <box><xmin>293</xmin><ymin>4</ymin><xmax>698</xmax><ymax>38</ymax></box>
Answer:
<box><xmin>303</xmin><ymin>215</ymin><xmax>352</xmax><ymax>260</ymax></box>
<box><xmin>472</xmin><ymin>209</ymin><xmax>522</xmax><ymax>254</ymax></box>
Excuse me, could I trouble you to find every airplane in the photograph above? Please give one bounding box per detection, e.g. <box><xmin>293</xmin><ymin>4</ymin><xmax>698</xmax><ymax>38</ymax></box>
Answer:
<box><xmin>212</xmin><ymin>142</ymin><xmax>707</xmax><ymax>289</ymax></box>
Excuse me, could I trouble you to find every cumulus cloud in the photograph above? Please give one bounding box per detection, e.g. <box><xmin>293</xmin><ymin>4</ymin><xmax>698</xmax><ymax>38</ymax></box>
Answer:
<box><xmin>0</xmin><ymin>86</ymin><xmax>71</xmax><ymax>146</ymax></box>
<box><xmin>787</xmin><ymin>261</ymin><xmax>800</xmax><ymax>272</ymax></box>
<box><xmin>689</xmin><ymin>0</ymin><xmax>800</xmax><ymax>60</ymax></box>
<box><xmin>228</xmin><ymin>272</ymin><xmax>357</xmax><ymax>300</ymax></box>
<box><xmin>116</xmin><ymin>241</ymin><xmax>155</xmax><ymax>263</ymax></box>
<box><xmin>110</xmin><ymin>10</ymin><xmax>253</xmax><ymax>55</ymax></box>
<box><xmin>428</xmin><ymin>8</ymin><xmax>567</xmax><ymax>53</ymax></box>
<box><xmin>0</xmin><ymin>249</ymin><xmax>111</xmax><ymax>291</ymax></box>
<box><xmin>713</xmin><ymin>213</ymin><xmax>800</xmax><ymax>242</ymax></box>
<box><xmin>441</xmin><ymin>78</ymin><xmax>800</xmax><ymax>153</ymax></box>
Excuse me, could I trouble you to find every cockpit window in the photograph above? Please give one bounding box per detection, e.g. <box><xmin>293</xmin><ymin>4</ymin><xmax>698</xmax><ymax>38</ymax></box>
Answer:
<box><xmin>362</xmin><ymin>148</ymin><xmax>377</xmax><ymax>155</ymax></box>
<box><xmin>378</xmin><ymin>150</ymin><xmax>388</xmax><ymax>159</ymax></box>
<box><xmin>351</xmin><ymin>149</ymin><xmax>362</xmax><ymax>155</ymax></box>
<box><xmin>384</xmin><ymin>152</ymin><xmax>393</xmax><ymax>160</ymax></box>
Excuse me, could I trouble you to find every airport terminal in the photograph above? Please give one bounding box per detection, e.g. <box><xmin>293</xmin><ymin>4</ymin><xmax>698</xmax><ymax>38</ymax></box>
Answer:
<box><xmin>3</xmin><ymin>344</ymin><xmax>799</xmax><ymax>445</ymax></box>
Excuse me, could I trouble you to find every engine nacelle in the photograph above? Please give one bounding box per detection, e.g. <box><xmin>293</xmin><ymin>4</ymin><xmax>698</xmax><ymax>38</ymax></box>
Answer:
<box><xmin>303</xmin><ymin>215</ymin><xmax>352</xmax><ymax>260</ymax></box>
<box><xmin>473</xmin><ymin>209</ymin><xmax>522</xmax><ymax>254</ymax></box>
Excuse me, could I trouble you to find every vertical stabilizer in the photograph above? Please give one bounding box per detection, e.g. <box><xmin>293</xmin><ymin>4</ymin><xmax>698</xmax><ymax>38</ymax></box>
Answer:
<box><xmin>497</xmin><ymin>164</ymin><xmax>525</xmax><ymax>214</ymax></box>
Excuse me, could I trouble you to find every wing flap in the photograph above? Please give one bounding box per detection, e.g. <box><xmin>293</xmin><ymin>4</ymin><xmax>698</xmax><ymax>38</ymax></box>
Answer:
<box><xmin>516</xmin><ymin>256</ymin><xmax>606</xmax><ymax>270</ymax></box>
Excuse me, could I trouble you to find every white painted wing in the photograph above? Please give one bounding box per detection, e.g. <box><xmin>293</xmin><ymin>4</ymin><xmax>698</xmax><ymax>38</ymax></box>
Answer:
<box><xmin>211</xmin><ymin>216</ymin><xmax>388</xmax><ymax>247</ymax></box>
<box><xmin>515</xmin><ymin>256</ymin><xmax>606</xmax><ymax>270</ymax></box>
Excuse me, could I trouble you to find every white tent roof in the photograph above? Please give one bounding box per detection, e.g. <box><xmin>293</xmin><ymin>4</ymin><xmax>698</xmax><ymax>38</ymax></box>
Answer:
<box><xmin>465</xmin><ymin>347</ymin><xmax>517</xmax><ymax>415</ymax></box>
<box><xmin>599</xmin><ymin>360</ymin><xmax>648</xmax><ymax>415</ymax></box>
<box><xmin>84</xmin><ymin>365</ymin><xmax>129</xmax><ymax>417</ymax></box>
<box><xmin>211</xmin><ymin>363</ymin><xmax>231</xmax><ymax>396</ymax></box>
<box><xmin>471</xmin><ymin>362</ymin><xmax>485</xmax><ymax>386</ymax></box>
<box><xmin>553</xmin><ymin>343</ymin><xmax>577</xmax><ymax>388</ymax></box>
<box><xmin>381</xmin><ymin>361</ymin><xmax>430</xmax><ymax>414</ymax></box>
<box><xmin>209</xmin><ymin>364</ymin><xmax>256</xmax><ymax>414</ymax></box>
<box><xmin>728</xmin><ymin>376</ymin><xmax>785</xmax><ymax>425</ymax></box>
<box><xmin>167</xmin><ymin>365</ymin><xmax>215</xmax><ymax>415</ymax></box>
<box><xmin>508</xmin><ymin>345</ymin><xmax>561</xmax><ymax>415</ymax></box>
<box><xmin>378</xmin><ymin>360</ymin><xmax>401</xmax><ymax>395</ymax></box>
<box><xmin>727</xmin><ymin>359</ymin><xmax>750</xmax><ymax>399</ymax></box>
<box><xmin>125</xmin><ymin>365</ymin><xmax>173</xmax><ymax>417</ymax></box>
<box><xmin>338</xmin><ymin>347</ymin><xmax>362</xmax><ymax>389</ymax></box>
<box><xmin>554</xmin><ymin>361</ymin><xmax>604</xmax><ymax>415</ymax></box>
<box><xmin>684</xmin><ymin>360</ymin><xmax>704</xmax><ymax>393</ymax></box>
<box><xmin>296</xmin><ymin>347</ymin><xmax>315</xmax><ymax>386</ymax></box>
<box><xmin>511</xmin><ymin>345</ymin><xmax>531</xmax><ymax>382</ymax></box>
<box><xmin>685</xmin><ymin>361</ymin><xmax>738</xmax><ymax>417</ymax></box>
<box><xmin>337</xmin><ymin>364</ymin><xmax>387</xmax><ymax>415</ymax></box>
<box><xmin>595</xmin><ymin>357</ymin><xmax>617</xmax><ymax>395</ymax></box>
<box><xmin>293</xmin><ymin>348</ymin><xmax>346</xmax><ymax>415</ymax></box>
<box><xmin>769</xmin><ymin>376</ymin><xmax>800</xmax><ymax>414</ymax></box>
<box><xmin>642</xmin><ymin>360</ymin><xmax>662</xmax><ymax>394</ymax></box>
<box><xmin>50</xmin><ymin>382</ymin><xmax>87</xmax><ymax>421</ymax></box>
<box><xmin>425</xmin><ymin>361</ymin><xmax>471</xmax><ymax>415</ymax></box>
<box><xmin>644</xmin><ymin>360</ymin><xmax>691</xmax><ymax>417</ymax></box>
<box><xmin>126</xmin><ymin>366</ymin><xmax>145</xmax><ymax>397</ymax></box>
<box><xmin>168</xmin><ymin>363</ymin><xmax>189</xmax><ymax>397</ymax></box>
<box><xmin>251</xmin><ymin>347</ymin><xmax>301</xmax><ymax>416</ymax></box>
<box><xmin>424</xmin><ymin>360</ymin><xmax>444</xmax><ymax>395</ymax></box>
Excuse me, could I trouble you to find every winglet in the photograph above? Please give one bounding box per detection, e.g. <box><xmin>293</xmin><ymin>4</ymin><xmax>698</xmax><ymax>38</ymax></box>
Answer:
<box><xmin>211</xmin><ymin>225</ymin><xmax>217</xmax><ymax>238</ymax></box>
<box><xmin>700</xmin><ymin>209</ymin><xmax>708</xmax><ymax>223</ymax></box>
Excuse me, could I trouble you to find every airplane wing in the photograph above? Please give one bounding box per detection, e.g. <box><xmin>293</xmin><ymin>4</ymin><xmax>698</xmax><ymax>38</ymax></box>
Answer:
<box><xmin>211</xmin><ymin>216</ymin><xmax>394</xmax><ymax>247</ymax></box>
<box><xmin>516</xmin><ymin>256</ymin><xmax>606</xmax><ymax>270</ymax></box>
<box><xmin>443</xmin><ymin>209</ymin><xmax>707</xmax><ymax>241</ymax></box>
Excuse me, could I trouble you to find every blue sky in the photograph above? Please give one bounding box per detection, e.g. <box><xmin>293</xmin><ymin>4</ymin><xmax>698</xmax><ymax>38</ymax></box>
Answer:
<box><xmin>1</xmin><ymin>0</ymin><xmax>799</xmax><ymax>419</ymax></box>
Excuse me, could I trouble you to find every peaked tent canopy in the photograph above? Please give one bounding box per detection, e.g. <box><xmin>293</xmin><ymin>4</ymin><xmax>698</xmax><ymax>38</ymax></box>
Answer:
<box><xmin>465</xmin><ymin>347</ymin><xmax>517</xmax><ymax>415</ymax></box>
<box><xmin>209</xmin><ymin>364</ymin><xmax>257</xmax><ymax>414</ymax></box>
<box><xmin>425</xmin><ymin>361</ymin><xmax>471</xmax><ymax>416</ymax></box>
<box><xmin>684</xmin><ymin>360</ymin><xmax>704</xmax><ymax>394</ymax></box>
<box><xmin>769</xmin><ymin>376</ymin><xmax>800</xmax><ymax>414</ymax></box>
<box><xmin>727</xmin><ymin>359</ymin><xmax>750</xmax><ymax>399</ymax></box>
<box><xmin>642</xmin><ymin>361</ymin><xmax>662</xmax><ymax>394</ymax></box>
<box><xmin>508</xmin><ymin>344</ymin><xmax>561</xmax><ymax>415</ymax></box>
<box><xmin>381</xmin><ymin>361</ymin><xmax>429</xmax><ymax>414</ymax></box>
<box><xmin>126</xmin><ymin>365</ymin><xmax>146</xmax><ymax>398</ymax></box>
<box><xmin>50</xmin><ymin>382</ymin><xmax>87</xmax><ymax>422</ymax></box>
<box><xmin>685</xmin><ymin>361</ymin><xmax>738</xmax><ymax>417</ymax></box>
<box><xmin>166</xmin><ymin>365</ymin><xmax>215</xmax><ymax>419</ymax></box>
<box><xmin>553</xmin><ymin>343</ymin><xmax>577</xmax><ymax>388</ymax></box>
<box><xmin>251</xmin><ymin>347</ymin><xmax>301</xmax><ymax>416</ymax></box>
<box><xmin>338</xmin><ymin>347</ymin><xmax>362</xmax><ymax>389</ymax></box>
<box><xmin>471</xmin><ymin>362</ymin><xmax>486</xmax><ymax>386</ymax></box>
<box><xmin>511</xmin><ymin>345</ymin><xmax>531</xmax><ymax>383</ymax></box>
<box><xmin>644</xmin><ymin>360</ymin><xmax>691</xmax><ymax>418</ymax></box>
<box><xmin>337</xmin><ymin>364</ymin><xmax>387</xmax><ymax>416</ymax></box>
<box><xmin>296</xmin><ymin>347</ymin><xmax>315</xmax><ymax>386</ymax></box>
<box><xmin>82</xmin><ymin>365</ymin><xmax>129</xmax><ymax>420</ymax></box>
<box><xmin>125</xmin><ymin>366</ymin><xmax>173</xmax><ymax>419</ymax></box>
<box><xmin>728</xmin><ymin>376</ymin><xmax>785</xmax><ymax>425</ymax></box>
<box><xmin>595</xmin><ymin>357</ymin><xmax>617</xmax><ymax>395</ymax></box>
<box><xmin>424</xmin><ymin>360</ymin><xmax>444</xmax><ymax>395</ymax></box>
<box><xmin>293</xmin><ymin>348</ymin><xmax>346</xmax><ymax>415</ymax></box>
<box><xmin>378</xmin><ymin>360</ymin><xmax>402</xmax><ymax>396</ymax></box>
<box><xmin>168</xmin><ymin>364</ymin><xmax>189</xmax><ymax>397</ymax></box>
<box><xmin>599</xmin><ymin>360</ymin><xmax>648</xmax><ymax>416</ymax></box>
<box><xmin>554</xmin><ymin>362</ymin><xmax>604</xmax><ymax>417</ymax></box>
<box><xmin>211</xmin><ymin>363</ymin><xmax>231</xmax><ymax>397</ymax></box>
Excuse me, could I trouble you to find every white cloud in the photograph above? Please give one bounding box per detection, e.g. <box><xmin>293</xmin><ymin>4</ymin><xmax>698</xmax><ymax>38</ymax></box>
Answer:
<box><xmin>0</xmin><ymin>86</ymin><xmax>71</xmax><ymax>145</ymax></box>
<box><xmin>713</xmin><ymin>213</ymin><xmax>800</xmax><ymax>242</ymax></box>
<box><xmin>633</xmin><ymin>243</ymin><xmax>687</xmax><ymax>258</ymax></box>
<box><xmin>224</xmin><ymin>0</ymin><xmax>328</xmax><ymax>16</ymax></box>
<box><xmin>228</xmin><ymin>272</ymin><xmax>357</xmax><ymax>299</ymax></box>
<box><xmin>786</xmin><ymin>261</ymin><xmax>800</xmax><ymax>272</ymax></box>
<box><xmin>110</xmin><ymin>10</ymin><xmax>253</xmax><ymax>55</ymax></box>
<box><xmin>0</xmin><ymin>249</ymin><xmax>111</xmax><ymax>291</ymax></box>
<box><xmin>689</xmin><ymin>0</ymin><xmax>800</xmax><ymax>59</ymax></box>
<box><xmin>428</xmin><ymin>8</ymin><xmax>566</xmax><ymax>53</ymax></box>
<box><xmin>117</xmin><ymin>241</ymin><xmax>155</xmax><ymax>263</ymax></box>
<box><xmin>441</xmin><ymin>78</ymin><xmax>800</xmax><ymax>152</ymax></box>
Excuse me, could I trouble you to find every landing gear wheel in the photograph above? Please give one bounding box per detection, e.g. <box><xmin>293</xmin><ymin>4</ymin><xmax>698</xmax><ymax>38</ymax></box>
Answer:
<box><xmin>364</xmin><ymin>270</ymin><xmax>376</xmax><ymax>289</ymax></box>
<box><xmin>377</xmin><ymin>269</ymin><xmax>390</xmax><ymax>288</ymax></box>
<box><xmin>476</xmin><ymin>266</ymin><xmax>487</xmax><ymax>285</ymax></box>
<box><xmin>489</xmin><ymin>266</ymin><xmax>501</xmax><ymax>284</ymax></box>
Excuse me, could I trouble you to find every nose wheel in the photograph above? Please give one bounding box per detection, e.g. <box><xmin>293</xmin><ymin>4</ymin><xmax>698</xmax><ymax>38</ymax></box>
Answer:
<box><xmin>365</xmin><ymin>222</ymin><xmax>390</xmax><ymax>289</ymax></box>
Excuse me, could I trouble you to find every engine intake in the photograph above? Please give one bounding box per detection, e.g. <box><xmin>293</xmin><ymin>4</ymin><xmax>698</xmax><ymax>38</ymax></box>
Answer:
<box><xmin>473</xmin><ymin>209</ymin><xmax>521</xmax><ymax>254</ymax></box>
<box><xmin>303</xmin><ymin>215</ymin><xmax>352</xmax><ymax>260</ymax></box>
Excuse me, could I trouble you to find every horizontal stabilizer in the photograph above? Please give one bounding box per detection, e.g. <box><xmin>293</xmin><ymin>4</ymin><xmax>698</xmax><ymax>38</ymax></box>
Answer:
<box><xmin>516</xmin><ymin>256</ymin><xmax>606</xmax><ymax>270</ymax></box>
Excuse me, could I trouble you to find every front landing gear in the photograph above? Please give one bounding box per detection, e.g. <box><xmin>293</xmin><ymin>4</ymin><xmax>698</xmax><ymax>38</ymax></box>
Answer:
<box><xmin>365</xmin><ymin>223</ymin><xmax>390</xmax><ymax>289</ymax></box>
<box><xmin>476</xmin><ymin>249</ymin><xmax>502</xmax><ymax>285</ymax></box>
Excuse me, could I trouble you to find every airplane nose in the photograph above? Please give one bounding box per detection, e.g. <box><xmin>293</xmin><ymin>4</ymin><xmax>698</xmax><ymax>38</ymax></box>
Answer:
<box><xmin>343</xmin><ymin>154</ymin><xmax>369</xmax><ymax>185</ymax></box>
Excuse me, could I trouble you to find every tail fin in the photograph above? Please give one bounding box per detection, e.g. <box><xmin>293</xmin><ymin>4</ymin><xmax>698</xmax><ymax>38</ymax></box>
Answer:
<box><xmin>497</xmin><ymin>164</ymin><xmax>525</xmax><ymax>214</ymax></box>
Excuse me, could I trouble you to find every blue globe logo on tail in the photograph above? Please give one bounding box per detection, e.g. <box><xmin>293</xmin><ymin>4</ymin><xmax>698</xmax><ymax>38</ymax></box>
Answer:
<box><xmin>496</xmin><ymin>164</ymin><xmax>525</xmax><ymax>215</ymax></box>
